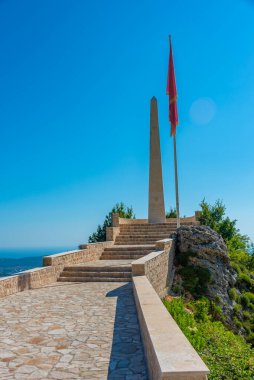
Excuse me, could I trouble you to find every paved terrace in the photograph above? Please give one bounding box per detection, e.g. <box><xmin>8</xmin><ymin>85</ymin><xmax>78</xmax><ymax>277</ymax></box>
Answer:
<box><xmin>0</xmin><ymin>281</ymin><xmax>148</xmax><ymax>380</ymax></box>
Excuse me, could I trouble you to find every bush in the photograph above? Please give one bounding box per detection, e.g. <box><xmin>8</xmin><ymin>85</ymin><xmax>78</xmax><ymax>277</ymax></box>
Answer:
<box><xmin>241</xmin><ymin>294</ymin><xmax>251</xmax><ymax>308</ymax></box>
<box><xmin>210</xmin><ymin>302</ymin><xmax>225</xmax><ymax>322</ymax></box>
<box><xmin>233</xmin><ymin>316</ymin><xmax>243</xmax><ymax>329</ymax></box>
<box><xmin>243</xmin><ymin>311</ymin><xmax>251</xmax><ymax>320</ymax></box>
<box><xmin>179</xmin><ymin>266</ymin><xmax>211</xmax><ymax>297</ymax></box>
<box><xmin>189</xmin><ymin>298</ymin><xmax>210</xmax><ymax>323</ymax></box>
<box><xmin>231</xmin><ymin>262</ymin><xmax>241</xmax><ymax>275</ymax></box>
<box><xmin>237</xmin><ymin>273</ymin><xmax>254</xmax><ymax>289</ymax></box>
<box><xmin>166</xmin><ymin>207</ymin><xmax>177</xmax><ymax>218</ymax></box>
<box><xmin>172</xmin><ymin>285</ymin><xmax>181</xmax><ymax>295</ymax></box>
<box><xmin>245</xmin><ymin>292</ymin><xmax>254</xmax><ymax>305</ymax></box>
<box><xmin>228</xmin><ymin>288</ymin><xmax>239</xmax><ymax>302</ymax></box>
<box><xmin>163</xmin><ymin>297</ymin><xmax>254</xmax><ymax>379</ymax></box>
<box><xmin>233</xmin><ymin>303</ymin><xmax>242</xmax><ymax>315</ymax></box>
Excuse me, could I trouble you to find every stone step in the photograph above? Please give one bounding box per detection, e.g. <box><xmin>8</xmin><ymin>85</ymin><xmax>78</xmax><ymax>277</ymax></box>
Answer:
<box><xmin>120</xmin><ymin>227</ymin><xmax>176</xmax><ymax>232</ymax></box>
<box><xmin>100</xmin><ymin>253</ymin><xmax>146</xmax><ymax>259</ymax></box>
<box><xmin>118</xmin><ymin>232</ymin><xmax>171</xmax><ymax>238</ymax></box>
<box><xmin>60</xmin><ymin>271</ymin><xmax>132</xmax><ymax>278</ymax></box>
<box><xmin>103</xmin><ymin>245</ymin><xmax>155</xmax><ymax>252</ymax></box>
<box><xmin>116</xmin><ymin>236</ymin><xmax>162</xmax><ymax>240</ymax></box>
<box><xmin>102</xmin><ymin>246</ymin><xmax>152</xmax><ymax>255</ymax></box>
<box><xmin>63</xmin><ymin>265</ymin><xmax>131</xmax><ymax>272</ymax></box>
<box><xmin>114</xmin><ymin>241</ymin><xmax>158</xmax><ymax>245</ymax></box>
<box><xmin>58</xmin><ymin>277</ymin><xmax>131</xmax><ymax>282</ymax></box>
<box><xmin>115</xmin><ymin>238</ymin><xmax>159</xmax><ymax>243</ymax></box>
<box><xmin>101</xmin><ymin>254</ymin><xmax>145</xmax><ymax>260</ymax></box>
<box><xmin>120</xmin><ymin>223</ymin><xmax>176</xmax><ymax>227</ymax></box>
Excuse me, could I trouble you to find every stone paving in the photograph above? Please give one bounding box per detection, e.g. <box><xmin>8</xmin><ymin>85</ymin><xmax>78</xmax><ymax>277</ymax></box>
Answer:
<box><xmin>0</xmin><ymin>281</ymin><xmax>148</xmax><ymax>380</ymax></box>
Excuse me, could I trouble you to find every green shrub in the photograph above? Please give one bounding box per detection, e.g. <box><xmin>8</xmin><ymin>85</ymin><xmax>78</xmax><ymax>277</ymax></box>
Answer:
<box><xmin>177</xmin><ymin>251</ymin><xmax>196</xmax><ymax>266</ymax></box>
<box><xmin>233</xmin><ymin>316</ymin><xmax>243</xmax><ymax>329</ymax></box>
<box><xmin>244</xmin><ymin>292</ymin><xmax>254</xmax><ymax>305</ymax></box>
<box><xmin>163</xmin><ymin>297</ymin><xmax>254</xmax><ymax>379</ymax></box>
<box><xmin>243</xmin><ymin>311</ymin><xmax>251</xmax><ymax>320</ymax></box>
<box><xmin>241</xmin><ymin>294</ymin><xmax>251</xmax><ymax>308</ymax></box>
<box><xmin>189</xmin><ymin>298</ymin><xmax>210</xmax><ymax>323</ymax></box>
<box><xmin>249</xmin><ymin>303</ymin><xmax>254</xmax><ymax>311</ymax></box>
<box><xmin>246</xmin><ymin>331</ymin><xmax>254</xmax><ymax>346</ymax></box>
<box><xmin>228</xmin><ymin>287</ymin><xmax>239</xmax><ymax>301</ymax></box>
<box><xmin>179</xmin><ymin>265</ymin><xmax>211</xmax><ymax>297</ymax></box>
<box><xmin>231</xmin><ymin>262</ymin><xmax>241</xmax><ymax>275</ymax></box>
<box><xmin>210</xmin><ymin>302</ymin><xmax>225</xmax><ymax>322</ymax></box>
<box><xmin>172</xmin><ymin>285</ymin><xmax>181</xmax><ymax>295</ymax></box>
<box><xmin>233</xmin><ymin>303</ymin><xmax>242</xmax><ymax>315</ymax></box>
<box><xmin>237</xmin><ymin>273</ymin><xmax>254</xmax><ymax>289</ymax></box>
<box><xmin>166</xmin><ymin>207</ymin><xmax>177</xmax><ymax>218</ymax></box>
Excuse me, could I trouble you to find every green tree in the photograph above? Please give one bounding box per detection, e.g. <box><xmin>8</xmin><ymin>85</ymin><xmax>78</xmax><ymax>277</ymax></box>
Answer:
<box><xmin>198</xmin><ymin>199</ymin><xmax>249</xmax><ymax>252</ymax></box>
<box><xmin>166</xmin><ymin>207</ymin><xmax>177</xmax><ymax>218</ymax></box>
<box><xmin>88</xmin><ymin>202</ymin><xmax>135</xmax><ymax>243</ymax></box>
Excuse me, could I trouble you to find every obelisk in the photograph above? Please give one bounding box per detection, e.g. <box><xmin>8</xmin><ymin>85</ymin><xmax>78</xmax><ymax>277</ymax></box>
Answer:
<box><xmin>148</xmin><ymin>97</ymin><xmax>166</xmax><ymax>224</ymax></box>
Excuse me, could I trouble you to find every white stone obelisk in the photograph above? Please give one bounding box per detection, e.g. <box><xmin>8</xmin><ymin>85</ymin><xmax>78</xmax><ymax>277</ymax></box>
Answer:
<box><xmin>148</xmin><ymin>97</ymin><xmax>166</xmax><ymax>224</ymax></box>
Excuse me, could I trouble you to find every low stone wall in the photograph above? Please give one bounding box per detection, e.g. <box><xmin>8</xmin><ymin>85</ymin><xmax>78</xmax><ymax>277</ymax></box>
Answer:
<box><xmin>0</xmin><ymin>266</ymin><xmax>63</xmax><ymax>298</ymax></box>
<box><xmin>0</xmin><ymin>242</ymin><xmax>114</xmax><ymax>298</ymax></box>
<box><xmin>132</xmin><ymin>239</ymin><xmax>175</xmax><ymax>297</ymax></box>
<box><xmin>45</xmin><ymin>242</ymin><xmax>113</xmax><ymax>266</ymax></box>
<box><xmin>133</xmin><ymin>276</ymin><xmax>209</xmax><ymax>380</ymax></box>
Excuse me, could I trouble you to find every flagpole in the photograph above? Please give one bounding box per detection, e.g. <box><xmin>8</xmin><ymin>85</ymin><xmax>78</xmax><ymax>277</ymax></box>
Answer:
<box><xmin>173</xmin><ymin>133</ymin><xmax>180</xmax><ymax>228</ymax></box>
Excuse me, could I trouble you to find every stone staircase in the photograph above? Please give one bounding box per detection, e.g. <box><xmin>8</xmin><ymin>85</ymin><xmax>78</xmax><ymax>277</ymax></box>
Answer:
<box><xmin>58</xmin><ymin>262</ymin><xmax>132</xmax><ymax>282</ymax></box>
<box><xmin>100</xmin><ymin>245</ymin><xmax>155</xmax><ymax>260</ymax></box>
<box><xmin>58</xmin><ymin>222</ymin><xmax>178</xmax><ymax>283</ymax></box>
<box><xmin>114</xmin><ymin>223</ymin><xmax>176</xmax><ymax>245</ymax></box>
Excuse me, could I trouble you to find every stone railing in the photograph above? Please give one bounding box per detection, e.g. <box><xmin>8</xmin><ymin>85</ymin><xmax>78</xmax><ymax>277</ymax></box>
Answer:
<box><xmin>132</xmin><ymin>239</ymin><xmax>174</xmax><ymax>297</ymax></box>
<box><xmin>131</xmin><ymin>238</ymin><xmax>209</xmax><ymax>379</ymax></box>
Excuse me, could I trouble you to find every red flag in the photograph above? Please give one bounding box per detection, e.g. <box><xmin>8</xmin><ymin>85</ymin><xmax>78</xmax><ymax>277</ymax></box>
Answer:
<box><xmin>166</xmin><ymin>37</ymin><xmax>178</xmax><ymax>136</ymax></box>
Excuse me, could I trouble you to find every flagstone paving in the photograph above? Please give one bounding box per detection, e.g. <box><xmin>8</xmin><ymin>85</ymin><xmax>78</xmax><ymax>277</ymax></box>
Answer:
<box><xmin>0</xmin><ymin>281</ymin><xmax>148</xmax><ymax>379</ymax></box>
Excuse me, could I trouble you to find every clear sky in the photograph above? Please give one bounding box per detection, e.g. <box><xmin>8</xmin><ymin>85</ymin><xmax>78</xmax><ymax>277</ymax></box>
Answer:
<box><xmin>0</xmin><ymin>0</ymin><xmax>254</xmax><ymax>248</ymax></box>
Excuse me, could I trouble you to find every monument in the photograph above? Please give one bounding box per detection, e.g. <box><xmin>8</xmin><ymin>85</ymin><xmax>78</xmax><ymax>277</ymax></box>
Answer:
<box><xmin>148</xmin><ymin>97</ymin><xmax>166</xmax><ymax>224</ymax></box>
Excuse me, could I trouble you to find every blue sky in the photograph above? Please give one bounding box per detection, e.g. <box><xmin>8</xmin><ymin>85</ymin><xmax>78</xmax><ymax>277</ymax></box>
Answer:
<box><xmin>0</xmin><ymin>0</ymin><xmax>254</xmax><ymax>248</ymax></box>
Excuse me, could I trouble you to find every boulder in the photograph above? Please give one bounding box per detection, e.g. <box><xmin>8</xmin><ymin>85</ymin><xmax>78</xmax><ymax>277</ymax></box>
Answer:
<box><xmin>172</xmin><ymin>225</ymin><xmax>238</xmax><ymax>324</ymax></box>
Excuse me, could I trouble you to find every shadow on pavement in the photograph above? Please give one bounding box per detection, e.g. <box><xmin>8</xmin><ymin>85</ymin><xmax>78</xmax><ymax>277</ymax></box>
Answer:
<box><xmin>106</xmin><ymin>282</ymin><xmax>148</xmax><ymax>380</ymax></box>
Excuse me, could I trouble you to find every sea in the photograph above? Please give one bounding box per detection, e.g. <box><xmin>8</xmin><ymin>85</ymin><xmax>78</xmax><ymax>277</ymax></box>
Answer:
<box><xmin>0</xmin><ymin>247</ymin><xmax>76</xmax><ymax>277</ymax></box>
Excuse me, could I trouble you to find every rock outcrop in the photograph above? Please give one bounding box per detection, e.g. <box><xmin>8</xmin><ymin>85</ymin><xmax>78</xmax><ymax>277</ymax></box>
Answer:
<box><xmin>172</xmin><ymin>225</ymin><xmax>238</xmax><ymax>326</ymax></box>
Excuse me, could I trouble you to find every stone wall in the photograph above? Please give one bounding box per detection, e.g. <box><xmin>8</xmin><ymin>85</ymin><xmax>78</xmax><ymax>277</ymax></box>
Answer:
<box><xmin>132</xmin><ymin>239</ymin><xmax>175</xmax><ymax>297</ymax></box>
<box><xmin>0</xmin><ymin>242</ymin><xmax>114</xmax><ymax>298</ymax></box>
<box><xmin>44</xmin><ymin>242</ymin><xmax>113</xmax><ymax>266</ymax></box>
<box><xmin>0</xmin><ymin>266</ymin><xmax>63</xmax><ymax>298</ymax></box>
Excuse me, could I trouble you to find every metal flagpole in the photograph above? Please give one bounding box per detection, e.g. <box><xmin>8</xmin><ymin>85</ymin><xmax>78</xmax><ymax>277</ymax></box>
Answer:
<box><xmin>173</xmin><ymin>133</ymin><xmax>180</xmax><ymax>228</ymax></box>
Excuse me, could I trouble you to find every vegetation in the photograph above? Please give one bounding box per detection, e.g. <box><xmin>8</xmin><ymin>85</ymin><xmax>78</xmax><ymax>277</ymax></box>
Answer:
<box><xmin>198</xmin><ymin>199</ymin><xmax>254</xmax><ymax>343</ymax></box>
<box><xmin>88</xmin><ymin>202</ymin><xmax>135</xmax><ymax>243</ymax></box>
<box><xmin>163</xmin><ymin>297</ymin><xmax>254</xmax><ymax>380</ymax></box>
<box><xmin>166</xmin><ymin>207</ymin><xmax>177</xmax><ymax>218</ymax></box>
<box><xmin>164</xmin><ymin>199</ymin><xmax>254</xmax><ymax>378</ymax></box>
